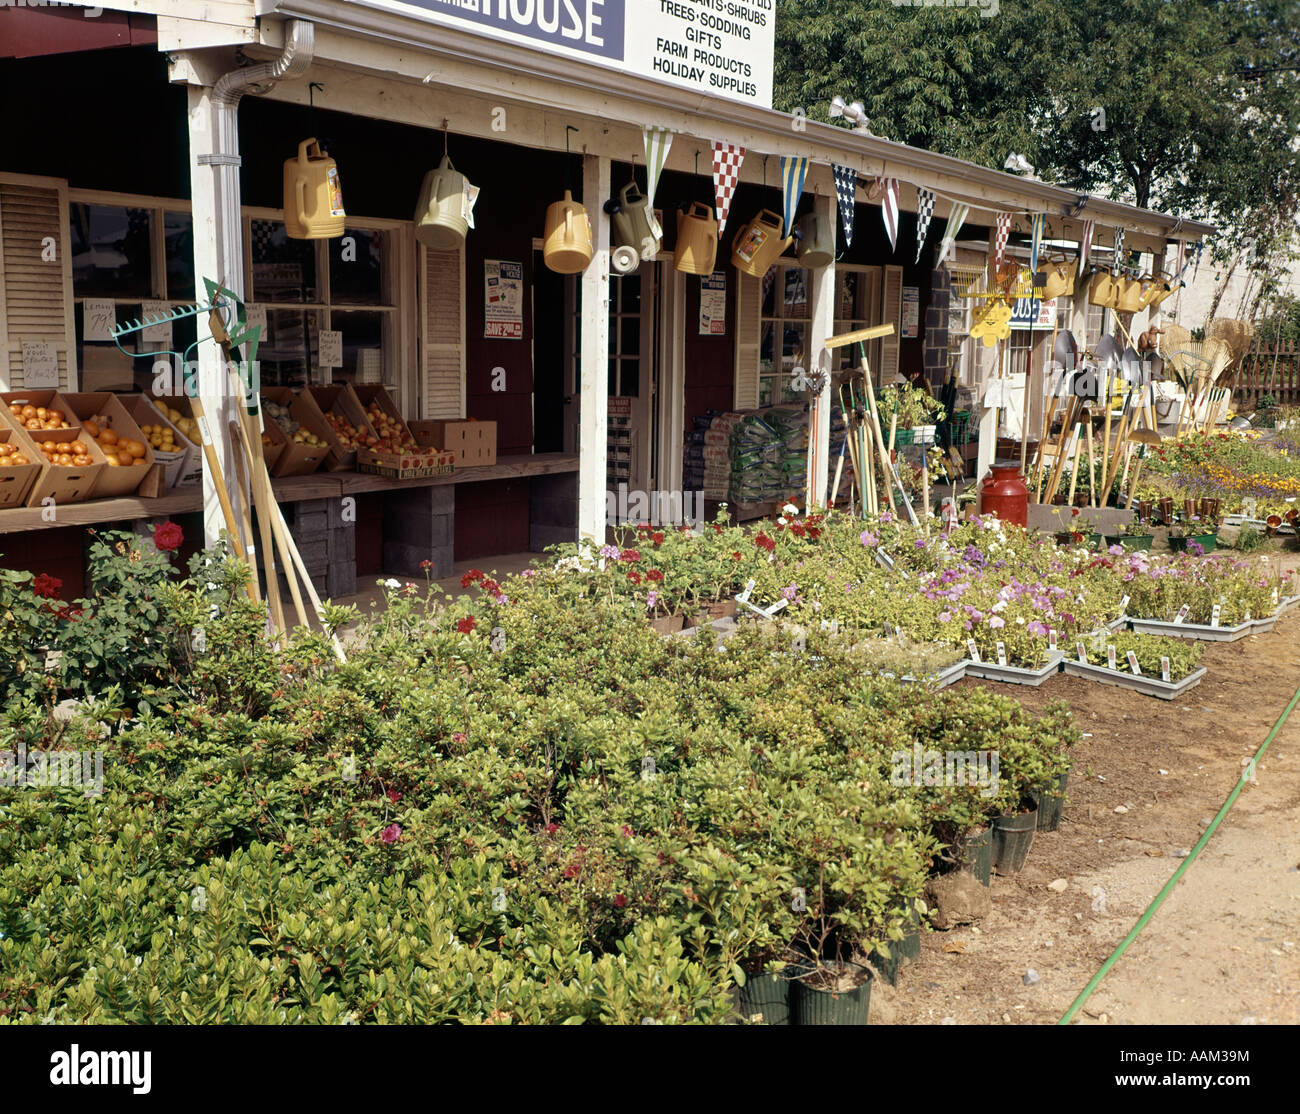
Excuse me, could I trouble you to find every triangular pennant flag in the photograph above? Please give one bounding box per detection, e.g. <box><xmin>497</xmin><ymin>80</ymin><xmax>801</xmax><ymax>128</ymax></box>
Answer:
<box><xmin>832</xmin><ymin>164</ymin><xmax>857</xmax><ymax>249</ymax></box>
<box><xmin>914</xmin><ymin>187</ymin><xmax>935</xmax><ymax>264</ymax></box>
<box><xmin>993</xmin><ymin>212</ymin><xmax>1011</xmax><ymax>265</ymax></box>
<box><xmin>938</xmin><ymin>202</ymin><xmax>970</xmax><ymax>265</ymax></box>
<box><xmin>711</xmin><ymin>141</ymin><xmax>745</xmax><ymax>238</ymax></box>
<box><xmin>779</xmin><ymin>156</ymin><xmax>810</xmax><ymax>236</ymax></box>
<box><xmin>643</xmin><ymin>126</ymin><xmax>673</xmax><ymax>206</ymax></box>
<box><xmin>1078</xmin><ymin>219</ymin><xmax>1095</xmax><ymax>271</ymax></box>
<box><xmin>1029</xmin><ymin>213</ymin><xmax>1047</xmax><ymax>275</ymax></box>
<box><xmin>880</xmin><ymin>178</ymin><xmax>899</xmax><ymax>251</ymax></box>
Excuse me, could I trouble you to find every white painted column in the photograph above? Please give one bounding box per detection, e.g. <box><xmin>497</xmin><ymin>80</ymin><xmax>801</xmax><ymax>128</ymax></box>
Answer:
<box><xmin>807</xmin><ymin>191</ymin><xmax>834</xmax><ymax>508</ymax></box>
<box><xmin>974</xmin><ymin>233</ymin><xmax>998</xmax><ymax>482</ymax></box>
<box><xmin>186</xmin><ymin>84</ymin><xmax>246</xmax><ymax>548</ymax></box>
<box><xmin>578</xmin><ymin>154</ymin><xmax>611</xmax><ymax>545</ymax></box>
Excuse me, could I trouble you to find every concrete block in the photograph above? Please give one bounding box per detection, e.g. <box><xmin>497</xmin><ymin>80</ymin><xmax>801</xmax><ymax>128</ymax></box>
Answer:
<box><xmin>330</xmin><ymin>526</ymin><xmax>356</xmax><ymax>562</ymax></box>
<box><xmin>326</xmin><ymin>562</ymin><xmax>356</xmax><ymax>601</ymax></box>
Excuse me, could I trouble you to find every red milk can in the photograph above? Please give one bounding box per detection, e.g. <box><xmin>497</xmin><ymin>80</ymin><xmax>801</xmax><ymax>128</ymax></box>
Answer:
<box><xmin>979</xmin><ymin>463</ymin><xmax>1029</xmax><ymax>527</ymax></box>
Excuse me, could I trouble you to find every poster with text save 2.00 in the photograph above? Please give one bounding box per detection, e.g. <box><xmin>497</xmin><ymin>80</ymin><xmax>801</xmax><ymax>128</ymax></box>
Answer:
<box><xmin>348</xmin><ymin>0</ymin><xmax>775</xmax><ymax>107</ymax></box>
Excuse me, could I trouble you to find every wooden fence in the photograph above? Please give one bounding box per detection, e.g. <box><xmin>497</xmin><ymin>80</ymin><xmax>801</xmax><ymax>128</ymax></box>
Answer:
<box><xmin>1234</xmin><ymin>343</ymin><xmax>1300</xmax><ymax>408</ymax></box>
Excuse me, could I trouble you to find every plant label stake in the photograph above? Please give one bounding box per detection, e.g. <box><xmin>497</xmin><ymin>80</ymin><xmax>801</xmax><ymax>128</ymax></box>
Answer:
<box><xmin>1211</xmin><ymin>603</ymin><xmax>1221</xmax><ymax>628</ymax></box>
<box><xmin>1119</xmin><ymin>594</ymin><xmax>1130</xmax><ymax>615</ymax></box>
<box><xmin>1077</xmin><ymin>642</ymin><xmax>1088</xmax><ymax>664</ymax></box>
<box><xmin>1174</xmin><ymin>604</ymin><xmax>1190</xmax><ymax>624</ymax></box>
<box><xmin>1161</xmin><ymin>656</ymin><xmax>1171</xmax><ymax>683</ymax></box>
<box><xmin>967</xmin><ymin>639</ymin><xmax>980</xmax><ymax>663</ymax></box>
<box><xmin>1049</xmin><ymin>629</ymin><xmax>1058</xmax><ymax>652</ymax></box>
<box><xmin>1107</xmin><ymin>645</ymin><xmax>1117</xmax><ymax>670</ymax></box>
<box><xmin>1126</xmin><ymin>650</ymin><xmax>1141</xmax><ymax>675</ymax></box>
<box><xmin>736</xmin><ymin>579</ymin><xmax>755</xmax><ymax>604</ymax></box>
<box><xmin>996</xmin><ymin>641</ymin><xmax>1007</xmax><ymax>666</ymax></box>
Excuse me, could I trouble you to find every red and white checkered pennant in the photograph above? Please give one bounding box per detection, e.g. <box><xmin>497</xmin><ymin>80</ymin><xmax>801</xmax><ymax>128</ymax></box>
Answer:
<box><xmin>711</xmin><ymin>141</ymin><xmax>745</xmax><ymax>238</ymax></box>
<box><xmin>993</xmin><ymin>212</ymin><xmax>1011</xmax><ymax>264</ymax></box>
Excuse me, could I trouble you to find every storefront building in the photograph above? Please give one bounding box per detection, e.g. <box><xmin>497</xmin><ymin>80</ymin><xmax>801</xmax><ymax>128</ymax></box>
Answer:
<box><xmin>0</xmin><ymin>2</ymin><xmax>1212</xmax><ymax>598</ymax></box>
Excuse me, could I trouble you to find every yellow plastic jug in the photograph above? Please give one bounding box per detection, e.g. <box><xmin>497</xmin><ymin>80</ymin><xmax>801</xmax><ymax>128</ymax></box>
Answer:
<box><xmin>283</xmin><ymin>138</ymin><xmax>345</xmax><ymax>240</ymax></box>
<box><xmin>607</xmin><ymin>181</ymin><xmax>662</xmax><ymax>264</ymax></box>
<box><xmin>543</xmin><ymin>190</ymin><xmax>593</xmax><ymax>274</ymax></box>
<box><xmin>1088</xmin><ymin>269</ymin><xmax>1119</xmax><ymax>308</ymax></box>
<box><xmin>795</xmin><ymin>212</ymin><xmax>835</xmax><ymax>269</ymax></box>
<box><xmin>730</xmin><ymin>209</ymin><xmax>792</xmax><ymax>277</ymax></box>
<box><xmin>414</xmin><ymin>155</ymin><xmax>469</xmax><ymax>250</ymax></box>
<box><xmin>674</xmin><ymin>202</ymin><xmax>718</xmax><ymax>275</ymax></box>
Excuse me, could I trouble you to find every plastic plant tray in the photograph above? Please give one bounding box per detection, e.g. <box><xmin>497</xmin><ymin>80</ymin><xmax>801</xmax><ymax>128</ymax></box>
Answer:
<box><xmin>965</xmin><ymin>651</ymin><xmax>1063</xmax><ymax>687</ymax></box>
<box><xmin>1062</xmin><ymin>660</ymin><xmax>1208</xmax><ymax>701</ymax></box>
<box><xmin>1128</xmin><ymin>617</ymin><xmax>1253</xmax><ymax>642</ymax></box>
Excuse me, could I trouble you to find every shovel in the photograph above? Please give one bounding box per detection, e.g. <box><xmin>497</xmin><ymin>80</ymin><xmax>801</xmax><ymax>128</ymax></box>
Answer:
<box><xmin>1034</xmin><ymin>329</ymin><xmax>1078</xmax><ymax>486</ymax></box>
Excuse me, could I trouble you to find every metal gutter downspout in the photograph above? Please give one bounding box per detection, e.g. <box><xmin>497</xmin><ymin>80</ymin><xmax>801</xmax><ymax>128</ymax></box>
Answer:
<box><xmin>193</xmin><ymin>19</ymin><xmax>313</xmax><ymax>548</ymax></box>
<box><xmin>204</xmin><ymin>18</ymin><xmax>315</xmax><ymax>302</ymax></box>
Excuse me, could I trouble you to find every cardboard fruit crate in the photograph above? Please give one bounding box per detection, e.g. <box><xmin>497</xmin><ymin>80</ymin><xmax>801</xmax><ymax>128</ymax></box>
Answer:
<box><xmin>261</xmin><ymin>387</ymin><xmax>333</xmax><ymax>478</ymax></box>
<box><xmin>2</xmin><ymin>389</ymin><xmax>82</xmax><ymax>438</ymax></box>
<box><xmin>0</xmin><ymin>426</ymin><xmax>41</xmax><ymax>509</ymax></box>
<box><xmin>307</xmin><ymin>384</ymin><xmax>377</xmax><ymax>472</ymax></box>
<box><xmin>410</xmin><ymin>418</ymin><xmax>497</xmax><ymax>467</ymax></box>
<box><xmin>118</xmin><ymin>395</ymin><xmax>200</xmax><ymax>489</ymax></box>
<box><xmin>5</xmin><ymin>419</ymin><xmax>109</xmax><ymax>508</ymax></box>
<box><xmin>356</xmin><ymin>447</ymin><xmax>455</xmax><ymax>480</ymax></box>
<box><xmin>62</xmin><ymin>392</ymin><xmax>157</xmax><ymax>498</ymax></box>
<box><xmin>352</xmin><ymin>384</ymin><xmax>420</xmax><ymax>454</ymax></box>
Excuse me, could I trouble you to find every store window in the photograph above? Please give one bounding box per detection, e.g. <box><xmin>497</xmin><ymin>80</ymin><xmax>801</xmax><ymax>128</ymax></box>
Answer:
<box><xmin>832</xmin><ymin>266</ymin><xmax>883</xmax><ymax>373</ymax></box>
<box><xmin>759</xmin><ymin>264</ymin><xmax>809</xmax><ymax>406</ymax></box>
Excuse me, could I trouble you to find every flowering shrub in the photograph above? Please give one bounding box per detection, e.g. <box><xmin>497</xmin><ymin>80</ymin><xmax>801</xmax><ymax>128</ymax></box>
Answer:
<box><xmin>1139</xmin><ymin>430</ymin><xmax>1300</xmax><ymax>514</ymax></box>
<box><xmin>1116</xmin><ymin>551</ymin><xmax>1286</xmax><ymax>625</ymax></box>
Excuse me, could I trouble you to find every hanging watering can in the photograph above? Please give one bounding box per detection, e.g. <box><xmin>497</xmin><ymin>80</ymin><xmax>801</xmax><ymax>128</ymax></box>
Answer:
<box><xmin>284</xmin><ymin>138</ymin><xmax>345</xmax><ymax>240</ymax></box>
<box><xmin>1038</xmin><ymin>258</ymin><xmax>1076</xmax><ymax>301</ymax></box>
<box><xmin>731</xmin><ymin>209</ymin><xmax>792</xmax><ymax>277</ymax></box>
<box><xmin>795</xmin><ymin>212</ymin><xmax>835</xmax><ymax>269</ymax></box>
<box><xmin>674</xmin><ymin>202</ymin><xmax>718</xmax><ymax>275</ymax></box>
<box><xmin>1114</xmin><ymin>273</ymin><xmax>1149</xmax><ymax>313</ymax></box>
<box><xmin>543</xmin><ymin>190</ymin><xmax>593</xmax><ymax>274</ymax></box>
<box><xmin>414</xmin><ymin>155</ymin><xmax>470</xmax><ymax>250</ymax></box>
<box><xmin>1087</xmin><ymin>268</ymin><xmax>1119</xmax><ymax>309</ymax></box>
<box><xmin>604</xmin><ymin>181</ymin><xmax>662</xmax><ymax>274</ymax></box>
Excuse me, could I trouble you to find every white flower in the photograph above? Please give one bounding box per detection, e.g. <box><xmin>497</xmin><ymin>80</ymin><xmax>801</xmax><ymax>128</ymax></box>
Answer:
<box><xmin>778</xmin><ymin>517</ymin><xmax>788</xmax><ymax>526</ymax></box>
<box><xmin>381</xmin><ymin>577</ymin><xmax>401</xmax><ymax>589</ymax></box>
<box><xmin>783</xmin><ymin>503</ymin><xmax>799</xmax><ymax>516</ymax></box>
<box><xmin>1016</xmin><ymin>617</ymin><xmax>1026</xmax><ymax>625</ymax></box>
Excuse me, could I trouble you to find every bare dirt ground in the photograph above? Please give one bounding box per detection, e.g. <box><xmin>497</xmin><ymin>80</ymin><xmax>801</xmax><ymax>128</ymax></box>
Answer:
<box><xmin>881</xmin><ymin>550</ymin><xmax>1300</xmax><ymax>1026</ymax></box>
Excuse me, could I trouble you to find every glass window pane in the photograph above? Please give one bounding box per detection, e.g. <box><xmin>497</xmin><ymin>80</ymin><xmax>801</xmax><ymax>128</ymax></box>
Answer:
<box><xmin>70</xmin><ymin>204</ymin><xmax>153</xmax><ymax>299</ymax></box>
<box><xmin>621</xmin><ymin>274</ymin><xmax>641</xmax><ymax>314</ymax></box>
<box><xmin>251</xmin><ymin>219</ymin><xmax>318</xmax><ymax>303</ymax></box>
<box><xmin>837</xmin><ymin>271</ymin><xmax>858</xmax><ymax>319</ymax></box>
<box><xmin>329</xmin><ymin>309</ymin><xmax>388</xmax><ymax>383</ymax></box>
<box><xmin>609</xmin><ymin>358</ymin><xmax>618</xmax><ymax>396</ymax></box>
<box><xmin>761</xmin><ymin>267</ymin><xmax>778</xmax><ymax>317</ymax></box>
<box><xmin>782</xmin><ymin>323</ymin><xmax>807</xmax><ymax>371</ymax></box>
<box><xmin>620</xmin><ymin>315</ymin><xmax>640</xmax><ymax>358</ymax></box>
<box><xmin>783</xmin><ymin>268</ymin><xmax>808</xmax><ymax>318</ymax></box>
<box><xmin>760</xmin><ymin>322</ymin><xmax>775</xmax><ymax>373</ymax></box>
<box><xmin>258</xmin><ymin>308</ymin><xmax>319</xmax><ymax>388</ymax></box>
<box><xmin>164</xmin><ymin>211</ymin><xmax>195</xmax><ymax>302</ymax></box>
<box><xmin>329</xmin><ymin>228</ymin><xmax>386</xmax><ymax>305</ymax></box>
<box><xmin>621</xmin><ymin>358</ymin><xmax>639</xmax><ymax>398</ymax></box>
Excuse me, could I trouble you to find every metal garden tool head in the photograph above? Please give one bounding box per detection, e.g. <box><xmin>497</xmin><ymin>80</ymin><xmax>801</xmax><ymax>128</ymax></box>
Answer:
<box><xmin>1120</xmin><ymin>346</ymin><xmax>1142</xmax><ymax>384</ymax></box>
<box><xmin>1053</xmin><ymin>329</ymin><xmax>1079</xmax><ymax>371</ymax></box>
<box><xmin>1093</xmin><ymin>335</ymin><xmax>1123</xmax><ymax>370</ymax></box>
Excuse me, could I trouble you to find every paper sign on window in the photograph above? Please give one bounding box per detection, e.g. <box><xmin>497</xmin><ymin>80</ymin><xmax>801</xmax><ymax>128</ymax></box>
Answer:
<box><xmin>83</xmin><ymin>299</ymin><xmax>117</xmax><ymax>342</ymax></box>
<box><xmin>318</xmin><ymin>329</ymin><xmax>343</xmax><ymax>369</ymax></box>
<box><xmin>141</xmin><ymin>300</ymin><xmax>173</xmax><ymax>344</ymax></box>
<box><xmin>21</xmin><ymin>341</ymin><xmax>59</xmax><ymax>389</ymax></box>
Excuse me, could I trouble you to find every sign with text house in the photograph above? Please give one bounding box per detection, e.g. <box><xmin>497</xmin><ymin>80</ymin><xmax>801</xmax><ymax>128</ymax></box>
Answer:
<box><xmin>339</xmin><ymin>0</ymin><xmax>776</xmax><ymax>107</ymax></box>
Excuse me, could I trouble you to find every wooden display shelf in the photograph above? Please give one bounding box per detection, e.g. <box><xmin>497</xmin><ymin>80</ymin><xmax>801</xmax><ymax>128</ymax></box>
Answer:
<box><xmin>0</xmin><ymin>454</ymin><xmax>579</xmax><ymax>534</ymax></box>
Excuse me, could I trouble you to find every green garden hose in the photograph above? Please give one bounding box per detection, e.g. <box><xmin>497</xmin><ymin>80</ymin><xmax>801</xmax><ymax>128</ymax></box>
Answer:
<box><xmin>1058</xmin><ymin>675</ymin><xmax>1300</xmax><ymax>1024</ymax></box>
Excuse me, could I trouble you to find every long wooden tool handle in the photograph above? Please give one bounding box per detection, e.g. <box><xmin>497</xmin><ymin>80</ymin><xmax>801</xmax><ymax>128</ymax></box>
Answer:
<box><xmin>858</xmin><ymin>352</ymin><xmax>898</xmax><ymax>515</ymax></box>
<box><xmin>187</xmin><ymin>396</ymin><xmax>257</xmax><ymax>603</ymax></box>
<box><xmin>225</xmin><ymin>419</ymin><xmax>260</xmax><ymax>605</ymax></box>
<box><xmin>229</xmin><ymin>415</ymin><xmax>288</xmax><ymax>639</ymax></box>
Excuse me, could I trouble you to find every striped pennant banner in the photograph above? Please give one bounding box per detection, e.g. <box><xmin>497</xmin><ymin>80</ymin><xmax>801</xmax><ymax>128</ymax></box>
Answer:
<box><xmin>1114</xmin><ymin>225</ymin><xmax>1126</xmax><ymax>269</ymax></box>
<box><xmin>937</xmin><ymin>201</ymin><xmax>971</xmax><ymax>264</ymax></box>
<box><xmin>880</xmin><ymin>178</ymin><xmax>900</xmax><ymax>251</ymax></box>
<box><xmin>1078</xmin><ymin>219</ymin><xmax>1095</xmax><ymax>271</ymax></box>
<box><xmin>643</xmin><ymin>126</ymin><xmax>674</xmax><ymax>206</ymax></box>
<box><xmin>779</xmin><ymin>155</ymin><xmax>810</xmax><ymax>236</ymax></box>
<box><xmin>914</xmin><ymin>187</ymin><xmax>935</xmax><ymax>264</ymax></box>
<box><xmin>993</xmin><ymin>212</ymin><xmax>1011</xmax><ymax>264</ymax></box>
<box><xmin>1029</xmin><ymin>213</ymin><xmax>1047</xmax><ymax>275</ymax></box>
<box><xmin>832</xmin><ymin>164</ymin><xmax>857</xmax><ymax>248</ymax></box>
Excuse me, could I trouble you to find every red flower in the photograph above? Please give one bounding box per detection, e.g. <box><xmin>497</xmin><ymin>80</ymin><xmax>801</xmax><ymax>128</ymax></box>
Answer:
<box><xmin>651</xmin><ymin>532</ymin><xmax>665</xmax><ymax>546</ymax></box>
<box><xmin>481</xmin><ymin>578</ymin><xmax>501</xmax><ymax>594</ymax></box>
<box><xmin>386</xmin><ymin>788</ymin><xmax>402</xmax><ymax>803</ymax></box>
<box><xmin>544</xmin><ymin>822</ymin><xmax>560</xmax><ymax>834</ymax></box>
<box><xmin>452</xmin><ymin>731</ymin><xmax>468</xmax><ymax>744</ymax></box>
<box><xmin>31</xmin><ymin>574</ymin><xmax>62</xmax><ymax>600</ymax></box>
<box><xmin>153</xmin><ymin>521</ymin><xmax>184</xmax><ymax>552</ymax></box>
<box><xmin>620</xmin><ymin>824</ymin><xmax>634</xmax><ymax>837</ymax></box>
<box><xmin>460</xmin><ymin>572</ymin><xmax>476</xmax><ymax>588</ymax></box>
<box><xmin>791</xmin><ymin>523</ymin><xmax>806</xmax><ymax>537</ymax></box>
<box><xmin>464</xmin><ymin>568</ymin><xmax>485</xmax><ymax>583</ymax></box>
<box><xmin>619</xmin><ymin>549</ymin><xmax>641</xmax><ymax>563</ymax></box>
<box><xmin>807</xmin><ymin>528</ymin><xmax>821</xmax><ymax>540</ymax></box>
<box><xmin>755</xmin><ymin>533</ymin><xmax>776</xmax><ymax>552</ymax></box>
<box><xmin>732</xmin><ymin>551</ymin><xmax>743</xmax><ymax>561</ymax></box>
<box><xmin>1071</xmin><ymin>508</ymin><xmax>1080</xmax><ymax>518</ymax></box>
<box><xmin>614</xmin><ymin>894</ymin><xmax>628</xmax><ymax>908</ymax></box>
<box><xmin>379</xmin><ymin>823</ymin><xmax>402</xmax><ymax>844</ymax></box>
<box><xmin>646</xmin><ymin>569</ymin><xmax>664</xmax><ymax>582</ymax></box>
<box><xmin>712</xmin><ymin>524</ymin><xmax>722</xmax><ymax>534</ymax></box>
<box><xmin>456</xmin><ymin>616</ymin><xmax>477</xmax><ymax>634</ymax></box>
<box><xmin>626</xmin><ymin>571</ymin><xmax>642</xmax><ymax>585</ymax></box>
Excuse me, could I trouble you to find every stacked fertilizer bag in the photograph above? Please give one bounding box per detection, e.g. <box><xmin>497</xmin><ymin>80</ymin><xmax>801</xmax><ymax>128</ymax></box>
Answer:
<box><xmin>703</xmin><ymin>412</ymin><xmax>744</xmax><ymax>500</ymax></box>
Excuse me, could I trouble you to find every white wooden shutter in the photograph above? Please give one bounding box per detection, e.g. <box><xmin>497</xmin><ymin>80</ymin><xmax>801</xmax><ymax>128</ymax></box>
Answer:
<box><xmin>420</xmin><ymin>242</ymin><xmax>465</xmax><ymax>419</ymax></box>
<box><xmin>879</xmin><ymin>264</ymin><xmax>903</xmax><ymax>382</ymax></box>
<box><xmin>0</xmin><ymin>174</ymin><xmax>76</xmax><ymax>392</ymax></box>
<box><xmin>733</xmin><ymin>270</ymin><xmax>761</xmax><ymax>409</ymax></box>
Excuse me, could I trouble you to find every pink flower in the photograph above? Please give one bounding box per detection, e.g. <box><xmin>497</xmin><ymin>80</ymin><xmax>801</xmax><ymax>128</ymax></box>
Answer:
<box><xmin>989</xmin><ymin>616</ymin><xmax>1006</xmax><ymax>629</ymax></box>
<box><xmin>614</xmin><ymin>894</ymin><xmax>628</xmax><ymax>908</ymax></box>
<box><xmin>380</xmin><ymin>823</ymin><xmax>402</xmax><ymax>844</ymax></box>
<box><xmin>620</xmin><ymin>824</ymin><xmax>634</xmax><ymax>838</ymax></box>
<box><xmin>386</xmin><ymin>788</ymin><xmax>401</xmax><ymax>803</ymax></box>
<box><xmin>452</xmin><ymin>731</ymin><xmax>468</xmax><ymax>744</ymax></box>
